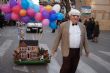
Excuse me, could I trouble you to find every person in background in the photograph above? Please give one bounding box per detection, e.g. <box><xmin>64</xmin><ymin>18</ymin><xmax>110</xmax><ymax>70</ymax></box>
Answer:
<box><xmin>86</xmin><ymin>18</ymin><xmax>95</xmax><ymax>40</ymax></box>
<box><xmin>51</xmin><ymin>9</ymin><xmax>90</xmax><ymax>73</ymax></box>
<box><xmin>79</xmin><ymin>18</ymin><xmax>82</xmax><ymax>23</ymax></box>
<box><xmin>92</xmin><ymin>21</ymin><xmax>100</xmax><ymax>43</ymax></box>
<box><xmin>84</xmin><ymin>18</ymin><xmax>89</xmax><ymax>28</ymax></box>
<box><xmin>0</xmin><ymin>9</ymin><xmax>4</xmax><ymax>29</ymax></box>
<box><xmin>51</xmin><ymin>29</ymin><xmax>56</xmax><ymax>33</ymax></box>
<box><xmin>51</xmin><ymin>20</ymin><xmax>61</xmax><ymax>33</ymax></box>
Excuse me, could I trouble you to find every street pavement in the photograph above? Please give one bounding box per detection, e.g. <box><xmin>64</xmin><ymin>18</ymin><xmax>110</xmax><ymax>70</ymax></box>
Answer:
<box><xmin>0</xmin><ymin>26</ymin><xmax>110</xmax><ymax>73</ymax></box>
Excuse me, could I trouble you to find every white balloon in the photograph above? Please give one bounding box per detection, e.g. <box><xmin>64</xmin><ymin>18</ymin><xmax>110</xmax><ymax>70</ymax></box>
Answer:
<box><xmin>52</xmin><ymin>4</ymin><xmax>61</xmax><ymax>13</ymax></box>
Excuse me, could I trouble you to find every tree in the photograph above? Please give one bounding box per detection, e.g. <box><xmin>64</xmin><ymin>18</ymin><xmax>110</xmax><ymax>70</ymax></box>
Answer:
<box><xmin>61</xmin><ymin>0</ymin><xmax>71</xmax><ymax>19</ymax></box>
<box><xmin>70</xmin><ymin>0</ymin><xmax>76</xmax><ymax>5</ymax></box>
<box><xmin>61</xmin><ymin>0</ymin><xmax>76</xmax><ymax>19</ymax></box>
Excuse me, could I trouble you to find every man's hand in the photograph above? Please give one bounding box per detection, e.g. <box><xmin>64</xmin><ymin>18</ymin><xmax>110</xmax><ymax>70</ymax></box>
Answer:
<box><xmin>51</xmin><ymin>50</ymin><xmax>56</xmax><ymax>57</ymax></box>
<box><xmin>85</xmin><ymin>51</ymin><xmax>90</xmax><ymax>57</ymax></box>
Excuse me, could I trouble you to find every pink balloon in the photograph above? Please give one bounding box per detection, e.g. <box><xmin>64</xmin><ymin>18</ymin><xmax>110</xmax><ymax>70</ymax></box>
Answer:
<box><xmin>17</xmin><ymin>3</ymin><xmax>22</xmax><ymax>8</ymax></box>
<box><xmin>11</xmin><ymin>13</ymin><xmax>19</xmax><ymax>20</ymax></box>
<box><xmin>42</xmin><ymin>19</ymin><xmax>50</xmax><ymax>27</ymax></box>
<box><xmin>17</xmin><ymin>0</ymin><xmax>21</xmax><ymax>4</ymax></box>
<box><xmin>35</xmin><ymin>13</ymin><xmax>42</xmax><ymax>21</ymax></box>
<box><xmin>40</xmin><ymin>5</ymin><xmax>44</xmax><ymax>9</ymax></box>
<box><xmin>1</xmin><ymin>4</ymin><xmax>11</xmax><ymax>13</ymax></box>
<box><xmin>27</xmin><ymin>8</ymin><xmax>35</xmax><ymax>17</ymax></box>
<box><xmin>12</xmin><ymin>5</ymin><xmax>21</xmax><ymax>14</ymax></box>
<box><xmin>40</xmin><ymin>5</ymin><xmax>45</xmax><ymax>12</ymax></box>
<box><xmin>0</xmin><ymin>4</ymin><xmax>2</xmax><ymax>9</ymax></box>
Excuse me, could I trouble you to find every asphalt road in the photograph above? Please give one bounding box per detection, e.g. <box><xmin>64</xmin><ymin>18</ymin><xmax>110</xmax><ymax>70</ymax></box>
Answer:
<box><xmin>0</xmin><ymin>26</ymin><xmax>110</xmax><ymax>73</ymax></box>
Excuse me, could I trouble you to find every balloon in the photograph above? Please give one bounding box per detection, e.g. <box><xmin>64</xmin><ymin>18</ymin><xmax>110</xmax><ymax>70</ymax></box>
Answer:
<box><xmin>9</xmin><ymin>0</ymin><xmax>17</xmax><ymax>8</ymax></box>
<box><xmin>21</xmin><ymin>0</ymin><xmax>29</xmax><ymax>9</ymax></box>
<box><xmin>0</xmin><ymin>4</ymin><xmax>2</xmax><ymax>9</ymax></box>
<box><xmin>17</xmin><ymin>0</ymin><xmax>21</xmax><ymax>4</ymax></box>
<box><xmin>4</xmin><ymin>13</ymin><xmax>11</xmax><ymax>20</ymax></box>
<box><xmin>52</xmin><ymin>4</ymin><xmax>61</xmax><ymax>13</ymax></box>
<box><xmin>27</xmin><ymin>0</ymin><xmax>34</xmax><ymax>8</ymax></box>
<box><xmin>50</xmin><ymin>22</ymin><xmax>57</xmax><ymax>29</ymax></box>
<box><xmin>49</xmin><ymin>10</ymin><xmax>56</xmax><ymax>15</ymax></box>
<box><xmin>40</xmin><ymin>5</ymin><xmax>45</xmax><ymax>12</ymax></box>
<box><xmin>49</xmin><ymin>14</ymin><xmax>57</xmax><ymax>21</ymax></box>
<box><xmin>29</xmin><ymin>3</ymin><xmax>34</xmax><ymax>8</ymax></box>
<box><xmin>42</xmin><ymin>10</ymin><xmax>49</xmax><ymax>19</ymax></box>
<box><xmin>33</xmin><ymin>4</ymin><xmax>40</xmax><ymax>12</ymax></box>
<box><xmin>30</xmin><ymin>17</ymin><xmax>36</xmax><ymax>22</ymax></box>
<box><xmin>11</xmin><ymin>13</ymin><xmax>19</xmax><ymax>20</ymax></box>
<box><xmin>1</xmin><ymin>4</ymin><xmax>11</xmax><ymax>13</ymax></box>
<box><xmin>35</xmin><ymin>13</ymin><xmax>42</xmax><ymax>21</ymax></box>
<box><xmin>12</xmin><ymin>5</ymin><xmax>21</xmax><ymax>14</ymax></box>
<box><xmin>27</xmin><ymin>8</ymin><xmax>35</xmax><ymax>17</ymax></box>
<box><xmin>19</xmin><ymin>9</ymin><xmax>27</xmax><ymax>16</ymax></box>
<box><xmin>21</xmin><ymin>16</ymin><xmax>30</xmax><ymax>23</ymax></box>
<box><xmin>42</xmin><ymin>19</ymin><xmax>50</xmax><ymax>27</ymax></box>
<box><xmin>57</xmin><ymin>13</ymin><xmax>64</xmax><ymax>20</ymax></box>
<box><xmin>45</xmin><ymin>5</ymin><xmax>52</xmax><ymax>12</ymax></box>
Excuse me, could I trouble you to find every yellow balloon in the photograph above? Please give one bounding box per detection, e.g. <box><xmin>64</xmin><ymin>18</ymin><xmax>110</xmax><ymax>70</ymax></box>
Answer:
<box><xmin>45</xmin><ymin>5</ymin><xmax>52</xmax><ymax>12</ymax></box>
<box><xmin>19</xmin><ymin>9</ymin><xmax>27</xmax><ymax>16</ymax></box>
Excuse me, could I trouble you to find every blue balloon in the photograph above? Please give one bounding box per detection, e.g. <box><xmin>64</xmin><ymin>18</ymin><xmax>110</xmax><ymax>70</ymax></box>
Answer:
<box><xmin>33</xmin><ymin>4</ymin><xmax>39</xmax><ymax>12</ymax></box>
<box><xmin>49</xmin><ymin>14</ymin><xmax>57</xmax><ymax>21</ymax></box>
<box><xmin>9</xmin><ymin>0</ymin><xmax>17</xmax><ymax>8</ymax></box>
<box><xmin>27</xmin><ymin>0</ymin><xmax>34</xmax><ymax>8</ymax></box>
<box><xmin>27</xmin><ymin>0</ymin><xmax>31</xmax><ymax>3</ymax></box>
<box><xmin>57</xmin><ymin>13</ymin><xmax>64</xmax><ymax>20</ymax></box>
<box><xmin>29</xmin><ymin>3</ymin><xmax>34</xmax><ymax>8</ymax></box>
<box><xmin>30</xmin><ymin>18</ymin><xmax>36</xmax><ymax>23</ymax></box>
<box><xmin>21</xmin><ymin>0</ymin><xmax>29</xmax><ymax>10</ymax></box>
<box><xmin>49</xmin><ymin>22</ymin><xmax>57</xmax><ymax>29</ymax></box>
<box><xmin>49</xmin><ymin>10</ymin><xmax>56</xmax><ymax>15</ymax></box>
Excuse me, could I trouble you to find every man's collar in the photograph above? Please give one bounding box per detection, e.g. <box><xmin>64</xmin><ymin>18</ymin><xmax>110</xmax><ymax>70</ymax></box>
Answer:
<box><xmin>70</xmin><ymin>20</ymin><xmax>78</xmax><ymax>26</ymax></box>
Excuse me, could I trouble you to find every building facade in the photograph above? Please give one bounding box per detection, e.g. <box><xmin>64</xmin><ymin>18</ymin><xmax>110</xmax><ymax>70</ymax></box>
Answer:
<box><xmin>78</xmin><ymin>0</ymin><xmax>110</xmax><ymax>30</ymax></box>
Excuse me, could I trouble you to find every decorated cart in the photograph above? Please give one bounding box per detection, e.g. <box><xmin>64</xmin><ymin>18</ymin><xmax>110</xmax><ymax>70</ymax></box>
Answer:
<box><xmin>13</xmin><ymin>40</ymin><xmax>51</xmax><ymax>65</ymax></box>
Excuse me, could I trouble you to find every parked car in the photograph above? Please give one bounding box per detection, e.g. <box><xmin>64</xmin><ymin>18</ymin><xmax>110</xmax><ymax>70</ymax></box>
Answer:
<box><xmin>26</xmin><ymin>23</ymin><xmax>43</xmax><ymax>33</ymax></box>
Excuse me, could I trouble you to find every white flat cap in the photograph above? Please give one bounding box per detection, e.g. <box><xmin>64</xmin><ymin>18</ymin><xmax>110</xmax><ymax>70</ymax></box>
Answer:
<box><xmin>68</xmin><ymin>9</ymin><xmax>81</xmax><ymax>16</ymax></box>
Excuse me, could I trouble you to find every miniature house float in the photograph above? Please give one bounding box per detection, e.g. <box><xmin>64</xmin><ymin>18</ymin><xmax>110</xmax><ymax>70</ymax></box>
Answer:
<box><xmin>13</xmin><ymin>40</ymin><xmax>50</xmax><ymax>65</ymax></box>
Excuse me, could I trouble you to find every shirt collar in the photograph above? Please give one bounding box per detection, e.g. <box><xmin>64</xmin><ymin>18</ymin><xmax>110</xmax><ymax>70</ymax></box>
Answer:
<box><xmin>70</xmin><ymin>20</ymin><xmax>79</xmax><ymax>26</ymax></box>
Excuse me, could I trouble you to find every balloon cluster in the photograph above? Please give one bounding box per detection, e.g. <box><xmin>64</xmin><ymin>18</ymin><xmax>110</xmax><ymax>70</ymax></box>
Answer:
<box><xmin>0</xmin><ymin>0</ymin><xmax>64</xmax><ymax>29</ymax></box>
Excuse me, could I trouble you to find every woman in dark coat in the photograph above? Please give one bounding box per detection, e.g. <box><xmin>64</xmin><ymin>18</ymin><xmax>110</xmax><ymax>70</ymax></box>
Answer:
<box><xmin>92</xmin><ymin>21</ymin><xmax>100</xmax><ymax>42</ymax></box>
<box><xmin>86</xmin><ymin>18</ymin><xmax>95</xmax><ymax>40</ymax></box>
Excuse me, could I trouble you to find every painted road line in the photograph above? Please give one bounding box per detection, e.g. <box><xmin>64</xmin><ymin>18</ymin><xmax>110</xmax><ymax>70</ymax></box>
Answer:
<box><xmin>13</xmin><ymin>65</ymin><xmax>28</xmax><ymax>72</ymax></box>
<box><xmin>89</xmin><ymin>53</ymin><xmax>110</xmax><ymax>72</ymax></box>
<box><xmin>78</xmin><ymin>60</ymin><xmax>98</xmax><ymax>73</ymax></box>
<box><xmin>0</xmin><ymin>40</ymin><xmax>13</xmax><ymax>57</ymax></box>
<box><xmin>99</xmin><ymin>51</ymin><xmax>110</xmax><ymax>56</ymax></box>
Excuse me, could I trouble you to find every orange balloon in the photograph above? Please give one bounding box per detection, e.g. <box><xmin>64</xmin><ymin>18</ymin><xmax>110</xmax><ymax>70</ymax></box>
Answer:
<box><xmin>45</xmin><ymin>5</ymin><xmax>52</xmax><ymax>12</ymax></box>
<box><xmin>19</xmin><ymin>9</ymin><xmax>27</xmax><ymax>16</ymax></box>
